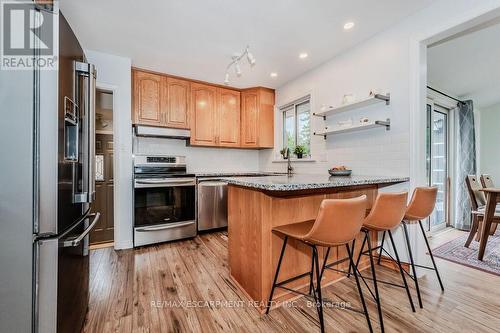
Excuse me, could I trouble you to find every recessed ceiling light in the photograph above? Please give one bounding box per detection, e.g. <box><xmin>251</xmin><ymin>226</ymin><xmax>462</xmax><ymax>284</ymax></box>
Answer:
<box><xmin>270</xmin><ymin>72</ymin><xmax>278</xmax><ymax>78</ymax></box>
<box><xmin>299</xmin><ymin>52</ymin><xmax>308</xmax><ymax>59</ymax></box>
<box><xmin>344</xmin><ymin>22</ymin><xmax>355</xmax><ymax>30</ymax></box>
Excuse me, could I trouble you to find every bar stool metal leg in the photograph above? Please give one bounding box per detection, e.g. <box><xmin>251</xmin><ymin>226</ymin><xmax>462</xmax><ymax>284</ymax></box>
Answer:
<box><xmin>377</xmin><ymin>231</ymin><xmax>386</xmax><ymax>265</ymax></box>
<box><xmin>347</xmin><ymin>238</ymin><xmax>356</xmax><ymax>277</ymax></box>
<box><xmin>266</xmin><ymin>236</ymin><xmax>288</xmax><ymax>314</ymax></box>
<box><xmin>309</xmin><ymin>247</ymin><xmax>318</xmax><ymax>295</ymax></box>
<box><xmin>365</xmin><ymin>231</ymin><xmax>384</xmax><ymax>333</ymax></box>
<box><xmin>354</xmin><ymin>233</ymin><xmax>368</xmax><ymax>271</ymax></box>
<box><xmin>418</xmin><ymin>220</ymin><xmax>444</xmax><ymax>291</ymax></box>
<box><xmin>312</xmin><ymin>246</ymin><xmax>325</xmax><ymax>333</ymax></box>
<box><xmin>319</xmin><ymin>247</ymin><xmax>331</xmax><ymax>281</ymax></box>
<box><xmin>401</xmin><ymin>221</ymin><xmax>423</xmax><ymax>308</ymax></box>
<box><xmin>387</xmin><ymin>230</ymin><xmax>416</xmax><ymax>312</ymax></box>
<box><xmin>346</xmin><ymin>243</ymin><xmax>373</xmax><ymax>333</ymax></box>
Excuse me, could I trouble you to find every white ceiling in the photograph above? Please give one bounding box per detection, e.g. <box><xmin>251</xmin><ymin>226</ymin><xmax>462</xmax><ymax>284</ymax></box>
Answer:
<box><xmin>428</xmin><ymin>20</ymin><xmax>500</xmax><ymax>109</ymax></box>
<box><xmin>61</xmin><ymin>0</ymin><xmax>433</xmax><ymax>89</ymax></box>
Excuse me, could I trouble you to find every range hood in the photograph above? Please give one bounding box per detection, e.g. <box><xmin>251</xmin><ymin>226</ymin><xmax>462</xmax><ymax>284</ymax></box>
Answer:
<box><xmin>134</xmin><ymin>125</ymin><xmax>190</xmax><ymax>139</ymax></box>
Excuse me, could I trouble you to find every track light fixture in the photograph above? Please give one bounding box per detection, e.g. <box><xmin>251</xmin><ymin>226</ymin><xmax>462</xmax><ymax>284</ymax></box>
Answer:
<box><xmin>223</xmin><ymin>45</ymin><xmax>256</xmax><ymax>85</ymax></box>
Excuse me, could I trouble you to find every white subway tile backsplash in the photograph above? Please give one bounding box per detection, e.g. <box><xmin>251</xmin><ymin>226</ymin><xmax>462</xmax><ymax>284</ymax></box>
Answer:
<box><xmin>135</xmin><ymin>137</ymin><xmax>260</xmax><ymax>173</ymax></box>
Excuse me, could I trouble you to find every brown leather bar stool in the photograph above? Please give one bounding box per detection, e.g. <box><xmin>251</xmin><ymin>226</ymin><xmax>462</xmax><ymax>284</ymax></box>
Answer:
<box><xmin>266</xmin><ymin>196</ymin><xmax>372</xmax><ymax>333</ymax></box>
<box><xmin>377</xmin><ymin>187</ymin><xmax>443</xmax><ymax>310</ymax></box>
<box><xmin>353</xmin><ymin>192</ymin><xmax>414</xmax><ymax>333</ymax></box>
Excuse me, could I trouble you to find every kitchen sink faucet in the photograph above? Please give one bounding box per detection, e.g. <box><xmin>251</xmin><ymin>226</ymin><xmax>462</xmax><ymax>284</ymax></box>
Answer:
<box><xmin>286</xmin><ymin>148</ymin><xmax>294</xmax><ymax>176</ymax></box>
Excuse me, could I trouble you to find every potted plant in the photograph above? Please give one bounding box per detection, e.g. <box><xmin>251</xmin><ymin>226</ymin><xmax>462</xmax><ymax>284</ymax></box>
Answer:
<box><xmin>279</xmin><ymin>148</ymin><xmax>287</xmax><ymax>159</ymax></box>
<box><xmin>294</xmin><ymin>145</ymin><xmax>306</xmax><ymax>159</ymax></box>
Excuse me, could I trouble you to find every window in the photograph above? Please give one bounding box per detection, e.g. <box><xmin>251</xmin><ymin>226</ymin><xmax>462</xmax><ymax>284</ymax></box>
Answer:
<box><xmin>281</xmin><ymin>96</ymin><xmax>311</xmax><ymax>156</ymax></box>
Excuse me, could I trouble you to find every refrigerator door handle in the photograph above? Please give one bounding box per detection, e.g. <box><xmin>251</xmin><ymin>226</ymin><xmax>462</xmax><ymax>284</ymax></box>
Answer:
<box><xmin>87</xmin><ymin>65</ymin><xmax>97</xmax><ymax>202</ymax></box>
<box><xmin>73</xmin><ymin>61</ymin><xmax>97</xmax><ymax>204</ymax></box>
<box><xmin>62</xmin><ymin>212</ymin><xmax>100</xmax><ymax>247</ymax></box>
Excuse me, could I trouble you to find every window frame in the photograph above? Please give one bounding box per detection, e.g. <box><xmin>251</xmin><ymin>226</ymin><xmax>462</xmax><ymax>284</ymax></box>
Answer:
<box><xmin>280</xmin><ymin>95</ymin><xmax>311</xmax><ymax>157</ymax></box>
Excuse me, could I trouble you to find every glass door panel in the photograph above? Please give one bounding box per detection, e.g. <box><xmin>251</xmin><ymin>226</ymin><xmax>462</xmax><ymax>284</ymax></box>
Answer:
<box><xmin>427</xmin><ymin>104</ymin><xmax>448</xmax><ymax>230</ymax></box>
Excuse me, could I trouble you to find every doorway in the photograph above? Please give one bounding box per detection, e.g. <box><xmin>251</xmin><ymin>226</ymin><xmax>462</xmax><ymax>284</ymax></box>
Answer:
<box><xmin>90</xmin><ymin>90</ymin><xmax>114</xmax><ymax>247</ymax></box>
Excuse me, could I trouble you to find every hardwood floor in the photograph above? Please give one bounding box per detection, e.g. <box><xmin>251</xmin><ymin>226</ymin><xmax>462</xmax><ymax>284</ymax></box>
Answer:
<box><xmin>83</xmin><ymin>229</ymin><xmax>500</xmax><ymax>332</ymax></box>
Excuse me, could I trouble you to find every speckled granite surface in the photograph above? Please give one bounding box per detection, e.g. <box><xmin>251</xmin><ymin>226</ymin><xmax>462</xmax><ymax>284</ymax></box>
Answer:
<box><xmin>222</xmin><ymin>174</ymin><xmax>409</xmax><ymax>191</ymax></box>
<box><xmin>195</xmin><ymin>172</ymin><xmax>286</xmax><ymax>177</ymax></box>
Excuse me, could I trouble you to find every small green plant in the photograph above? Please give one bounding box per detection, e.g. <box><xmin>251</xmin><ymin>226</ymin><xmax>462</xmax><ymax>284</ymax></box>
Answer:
<box><xmin>279</xmin><ymin>148</ymin><xmax>287</xmax><ymax>159</ymax></box>
<box><xmin>294</xmin><ymin>145</ymin><xmax>306</xmax><ymax>158</ymax></box>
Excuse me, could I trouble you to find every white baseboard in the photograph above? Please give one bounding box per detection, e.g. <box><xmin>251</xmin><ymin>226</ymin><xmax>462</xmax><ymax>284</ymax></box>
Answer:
<box><xmin>114</xmin><ymin>239</ymin><xmax>133</xmax><ymax>250</ymax></box>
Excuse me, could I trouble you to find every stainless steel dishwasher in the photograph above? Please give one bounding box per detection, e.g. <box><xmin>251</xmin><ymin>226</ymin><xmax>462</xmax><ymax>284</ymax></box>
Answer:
<box><xmin>197</xmin><ymin>179</ymin><xmax>228</xmax><ymax>231</ymax></box>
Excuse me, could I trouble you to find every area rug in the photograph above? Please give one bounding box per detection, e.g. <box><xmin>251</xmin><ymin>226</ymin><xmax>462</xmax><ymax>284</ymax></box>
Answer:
<box><xmin>432</xmin><ymin>233</ymin><xmax>500</xmax><ymax>276</ymax></box>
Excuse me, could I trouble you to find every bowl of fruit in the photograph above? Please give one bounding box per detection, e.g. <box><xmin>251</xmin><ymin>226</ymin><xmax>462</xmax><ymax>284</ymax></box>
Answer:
<box><xmin>328</xmin><ymin>166</ymin><xmax>352</xmax><ymax>176</ymax></box>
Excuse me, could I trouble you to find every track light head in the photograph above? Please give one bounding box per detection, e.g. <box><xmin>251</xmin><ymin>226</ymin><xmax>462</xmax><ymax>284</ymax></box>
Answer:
<box><xmin>224</xmin><ymin>72</ymin><xmax>230</xmax><ymax>85</ymax></box>
<box><xmin>247</xmin><ymin>51</ymin><xmax>256</xmax><ymax>66</ymax></box>
<box><xmin>235</xmin><ymin>62</ymin><xmax>242</xmax><ymax>77</ymax></box>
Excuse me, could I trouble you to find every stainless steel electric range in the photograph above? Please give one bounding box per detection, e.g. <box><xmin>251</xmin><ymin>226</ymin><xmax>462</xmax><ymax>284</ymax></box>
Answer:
<box><xmin>133</xmin><ymin>155</ymin><xmax>196</xmax><ymax>246</ymax></box>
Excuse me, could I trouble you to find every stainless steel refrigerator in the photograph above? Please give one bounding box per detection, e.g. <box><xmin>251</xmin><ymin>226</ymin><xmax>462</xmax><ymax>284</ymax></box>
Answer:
<box><xmin>0</xmin><ymin>5</ymin><xmax>98</xmax><ymax>333</ymax></box>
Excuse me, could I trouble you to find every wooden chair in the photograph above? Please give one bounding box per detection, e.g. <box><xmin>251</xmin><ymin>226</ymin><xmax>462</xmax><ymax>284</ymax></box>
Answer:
<box><xmin>464</xmin><ymin>175</ymin><xmax>499</xmax><ymax>247</ymax></box>
<box><xmin>480</xmin><ymin>175</ymin><xmax>498</xmax><ymax>235</ymax></box>
<box><xmin>480</xmin><ymin>174</ymin><xmax>495</xmax><ymax>188</ymax></box>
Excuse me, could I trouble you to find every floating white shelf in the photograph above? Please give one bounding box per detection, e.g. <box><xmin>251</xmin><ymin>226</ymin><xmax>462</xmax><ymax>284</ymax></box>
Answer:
<box><xmin>314</xmin><ymin>119</ymin><xmax>391</xmax><ymax>139</ymax></box>
<box><xmin>313</xmin><ymin>94</ymin><xmax>390</xmax><ymax>119</ymax></box>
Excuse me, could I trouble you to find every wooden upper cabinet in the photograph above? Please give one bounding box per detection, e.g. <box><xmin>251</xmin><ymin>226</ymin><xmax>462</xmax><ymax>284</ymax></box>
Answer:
<box><xmin>241</xmin><ymin>88</ymin><xmax>275</xmax><ymax>148</ymax></box>
<box><xmin>241</xmin><ymin>91</ymin><xmax>258</xmax><ymax>147</ymax></box>
<box><xmin>258</xmin><ymin>89</ymin><xmax>275</xmax><ymax>148</ymax></box>
<box><xmin>190</xmin><ymin>83</ymin><xmax>217</xmax><ymax>146</ymax></box>
<box><xmin>132</xmin><ymin>69</ymin><xmax>190</xmax><ymax>129</ymax></box>
<box><xmin>132</xmin><ymin>68</ymin><xmax>274</xmax><ymax>149</ymax></box>
<box><xmin>164</xmin><ymin>77</ymin><xmax>190</xmax><ymax>129</ymax></box>
<box><xmin>217</xmin><ymin>88</ymin><xmax>240</xmax><ymax>147</ymax></box>
<box><xmin>132</xmin><ymin>70</ymin><xmax>163</xmax><ymax>126</ymax></box>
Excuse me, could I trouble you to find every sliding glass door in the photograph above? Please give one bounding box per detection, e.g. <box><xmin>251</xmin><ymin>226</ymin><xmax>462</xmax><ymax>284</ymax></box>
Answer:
<box><xmin>426</xmin><ymin>104</ymin><xmax>449</xmax><ymax>231</ymax></box>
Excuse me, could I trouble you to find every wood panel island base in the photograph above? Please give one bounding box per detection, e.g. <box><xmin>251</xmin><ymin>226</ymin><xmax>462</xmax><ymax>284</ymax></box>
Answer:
<box><xmin>224</xmin><ymin>174</ymin><xmax>409</xmax><ymax>312</ymax></box>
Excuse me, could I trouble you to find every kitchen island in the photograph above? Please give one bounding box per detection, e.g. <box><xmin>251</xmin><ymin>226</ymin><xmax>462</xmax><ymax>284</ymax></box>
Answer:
<box><xmin>223</xmin><ymin>174</ymin><xmax>409</xmax><ymax>311</ymax></box>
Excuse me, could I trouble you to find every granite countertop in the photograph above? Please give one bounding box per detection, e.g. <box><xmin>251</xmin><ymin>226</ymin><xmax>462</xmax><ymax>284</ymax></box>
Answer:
<box><xmin>221</xmin><ymin>174</ymin><xmax>409</xmax><ymax>191</ymax></box>
<box><xmin>195</xmin><ymin>171</ymin><xmax>286</xmax><ymax>177</ymax></box>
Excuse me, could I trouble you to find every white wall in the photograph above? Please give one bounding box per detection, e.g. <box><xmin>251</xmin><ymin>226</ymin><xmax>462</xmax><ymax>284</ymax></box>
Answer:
<box><xmin>85</xmin><ymin>50</ymin><xmax>134</xmax><ymax>249</ymax></box>
<box><xmin>258</xmin><ymin>0</ymin><xmax>500</xmax><ymax>273</ymax></box>
<box><xmin>259</xmin><ymin>0</ymin><xmax>500</xmax><ymax>181</ymax></box>
<box><xmin>135</xmin><ymin>138</ymin><xmax>260</xmax><ymax>173</ymax></box>
<box><xmin>479</xmin><ymin>103</ymin><xmax>500</xmax><ymax>182</ymax></box>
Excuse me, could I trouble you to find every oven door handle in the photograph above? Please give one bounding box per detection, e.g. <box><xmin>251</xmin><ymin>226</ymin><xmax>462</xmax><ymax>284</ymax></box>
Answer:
<box><xmin>134</xmin><ymin>178</ymin><xmax>195</xmax><ymax>188</ymax></box>
<box><xmin>135</xmin><ymin>221</ymin><xmax>195</xmax><ymax>232</ymax></box>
